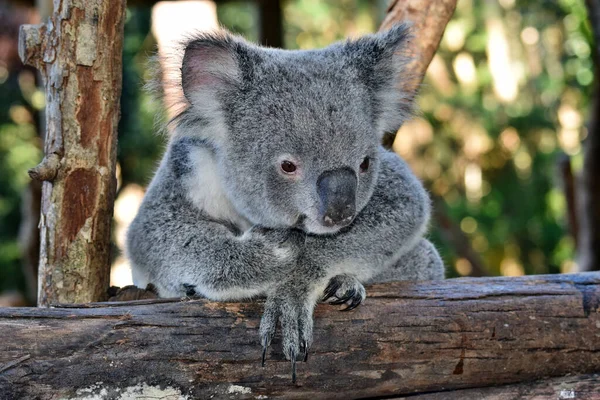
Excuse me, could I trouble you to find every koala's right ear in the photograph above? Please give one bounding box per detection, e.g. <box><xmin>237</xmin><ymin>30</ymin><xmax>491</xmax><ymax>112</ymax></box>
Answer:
<box><xmin>180</xmin><ymin>31</ymin><xmax>243</xmax><ymax>115</ymax></box>
<box><xmin>343</xmin><ymin>23</ymin><xmax>414</xmax><ymax>136</ymax></box>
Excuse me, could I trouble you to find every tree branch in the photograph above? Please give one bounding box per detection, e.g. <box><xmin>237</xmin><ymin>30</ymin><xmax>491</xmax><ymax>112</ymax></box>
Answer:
<box><xmin>1</xmin><ymin>273</ymin><xmax>598</xmax><ymax>399</ymax></box>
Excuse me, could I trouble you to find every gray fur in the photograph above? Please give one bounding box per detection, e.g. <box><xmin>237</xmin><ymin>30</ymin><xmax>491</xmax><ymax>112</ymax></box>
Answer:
<box><xmin>126</xmin><ymin>24</ymin><xmax>444</xmax><ymax>378</ymax></box>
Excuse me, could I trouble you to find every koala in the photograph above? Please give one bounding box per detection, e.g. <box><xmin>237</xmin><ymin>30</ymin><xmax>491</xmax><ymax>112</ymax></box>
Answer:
<box><xmin>126</xmin><ymin>23</ymin><xmax>444</xmax><ymax>383</ymax></box>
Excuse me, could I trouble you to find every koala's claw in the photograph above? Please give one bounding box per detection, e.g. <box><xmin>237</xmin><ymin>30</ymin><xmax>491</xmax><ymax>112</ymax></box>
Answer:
<box><xmin>290</xmin><ymin>350</ymin><xmax>298</xmax><ymax>384</ymax></box>
<box><xmin>342</xmin><ymin>295</ymin><xmax>363</xmax><ymax>311</ymax></box>
<box><xmin>322</xmin><ymin>275</ymin><xmax>366</xmax><ymax>311</ymax></box>
<box><xmin>330</xmin><ymin>288</ymin><xmax>357</xmax><ymax>304</ymax></box>
<box><xmin>259</xmin><ymin>287</ymin><xmax>315</xmax><ymax>383</ymax></box>
<box><xmin>261</xmin><ymin>345</ymin><xmax>267</xmax><ymax>367</ymax></box>
<box><xmin>300</xmin><ymin>339</ymin><xmax>309</xmax><ymax>362</ymax></box>
<box><xmin>322</xmin><ymin>280</ymin><xmax>341</xmax><ymax>302</ymax></box>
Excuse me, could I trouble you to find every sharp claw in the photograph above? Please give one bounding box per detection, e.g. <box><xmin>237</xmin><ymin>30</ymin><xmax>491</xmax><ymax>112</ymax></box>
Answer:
<box><xmin>342</xmin><ymin>296</ymin><xmax>362</xmax><ymax>311</ymax></box>
<box><xmin>302</xmin><ymin>339</ymin><xmax>309</xmax><ymax>362</ymax></box>
<box><xmin>321</xmin><ymin>292</ymin><xmax>334</xmax><ymax>302</ymax></box>
<box><xmin>291</xmin><ymin>357</ymin><xmax>297</xmax><ymax>384</ymax></box>
<box><xmin>330</xmin><ymin>288</ymin><xmax>357</xmax><ymax>304</ymax></box>
<box><xmin>322</xmin><ymin>280</ymin><xmax>341</xmax><ymax>302</ymax></box>
<box><xmin>261</xmin><ymin>345</ymin><xmax>267</xmax><ymax>367</ymax></box>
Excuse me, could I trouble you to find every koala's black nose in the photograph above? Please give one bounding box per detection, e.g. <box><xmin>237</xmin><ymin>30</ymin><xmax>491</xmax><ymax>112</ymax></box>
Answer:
<box><xmin>317</xmin><ymin>168</ymin><xmax>357</xmax><ymax>227</ymax></box>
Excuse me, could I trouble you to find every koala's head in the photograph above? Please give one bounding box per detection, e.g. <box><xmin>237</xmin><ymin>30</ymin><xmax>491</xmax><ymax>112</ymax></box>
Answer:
<box><xmin>177</xmin><ymin>24</ymin><xmax>413</xmax><ymax>234</ymax></box>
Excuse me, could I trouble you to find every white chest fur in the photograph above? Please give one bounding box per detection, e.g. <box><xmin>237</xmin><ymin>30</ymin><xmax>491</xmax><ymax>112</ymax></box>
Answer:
<box><xmin>183</xmin><ymin>146</ymin><xmax>252</xmax><ymax>231</ymax></box>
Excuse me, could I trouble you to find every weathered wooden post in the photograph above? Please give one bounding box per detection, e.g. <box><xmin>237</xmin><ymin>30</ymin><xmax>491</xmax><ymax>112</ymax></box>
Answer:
<box><xmin>18</xmin><ymin>0</ymin><xmax>126</xmax><ymax>306</ymax></box>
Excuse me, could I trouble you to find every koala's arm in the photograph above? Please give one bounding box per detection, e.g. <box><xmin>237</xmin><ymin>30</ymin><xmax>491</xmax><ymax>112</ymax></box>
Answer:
<box><xmin>258</xmin><ymin>149</ymin><xmax>443</xmax><ymax>370</ymax></box>
<box><xmin>302</xmin><ymin>147</ymin><xmax>439</xmax><ymax>282</ymax></box>
<box><xmin>126</xmin><ymin>186</ymin><xmax>298</xmax><ymax>300</ymax></box>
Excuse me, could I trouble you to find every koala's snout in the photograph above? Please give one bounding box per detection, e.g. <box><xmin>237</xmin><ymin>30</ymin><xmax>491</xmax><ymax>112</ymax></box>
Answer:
<box><xmin>317</xmin><ymin>168</ymin><xmax>357</xmax><ymax>227</ymax></box>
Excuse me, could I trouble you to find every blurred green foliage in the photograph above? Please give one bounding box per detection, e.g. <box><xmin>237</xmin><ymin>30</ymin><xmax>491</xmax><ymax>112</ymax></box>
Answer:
<box><xmin>0</xmin><ymin>0</ymin><xmax>595</xmax><ymax>296</ymax></box>
<box><xmin>0</xmin><ymin>64</ymin><xmax>42</xmax><ymax>294</ymax></box>
<box><xmin>118</xmin><ymin>7</ymin><xmax>164</xmax><ymax>188</ymax></box>
<box><xmin>400</xmin><ymin>0</ymin><xmax>593</xmax><ymax>276</ymax></box>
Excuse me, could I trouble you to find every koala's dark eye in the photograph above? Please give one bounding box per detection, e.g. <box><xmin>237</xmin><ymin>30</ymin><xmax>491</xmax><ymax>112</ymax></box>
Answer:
<box><xmin>281</xmin><ymin>160</ymin><xmax>297</xmax><ymax>174</ymax></box>
<box><xmin>360</xmin><ymin>157</ymin><xmax>370</xmax><ymax>173</ymax></box>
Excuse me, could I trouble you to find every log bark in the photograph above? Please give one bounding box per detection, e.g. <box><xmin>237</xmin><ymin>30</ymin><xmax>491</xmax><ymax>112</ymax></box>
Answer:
<box><xmin>394</xmin><ymin>373</ymin><xmax>600</xmax><ymax>399</ymax></box>
<box><xmin>1</xmin><ymin>273</ymin><xmax>599</xmax><ymax>399</ymax></box>
<box><xmin>379</xmin><ymin>0</ymin><xmax>457</xmax><ymax>147</ymax></box>
<box><xmin>18</xmin><ymin>0</ymin><xmax>126</xmax><ymax>305</ymax></box>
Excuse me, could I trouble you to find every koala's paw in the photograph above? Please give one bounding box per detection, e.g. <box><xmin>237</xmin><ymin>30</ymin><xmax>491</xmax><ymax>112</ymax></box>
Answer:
<box><xmin>322</xmin><ymin>275</ymin><xmax>366</xmax><ymax>311</ymax></box>
<box><xmin>259</xmin><ymin>286</ymin><xmax>315</xmax><ymax>384</ymax></box>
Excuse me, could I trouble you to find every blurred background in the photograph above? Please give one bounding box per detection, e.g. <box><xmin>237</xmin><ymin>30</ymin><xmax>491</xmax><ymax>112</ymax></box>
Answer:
<box><xmin>0</xmin><ymin>0</ymin><xmax>596</xmax><ymax>305</ymax></box>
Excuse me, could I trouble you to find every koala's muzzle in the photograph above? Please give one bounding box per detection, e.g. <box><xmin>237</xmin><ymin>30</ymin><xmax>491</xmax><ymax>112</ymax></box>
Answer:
<box><xmin>317</xmin><ymin>168</ymin><xmax>357</xmax><ymax>227</ymax></box>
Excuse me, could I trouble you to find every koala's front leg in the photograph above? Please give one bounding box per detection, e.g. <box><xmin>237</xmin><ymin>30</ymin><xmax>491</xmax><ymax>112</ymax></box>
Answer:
<box><xmin>127</xmin><ymin>201</ymin><xmax>303</xmax><ymax>299</ymax></box>
<box><xmin>259</xmin><ymin>277</ymin><xmax>322</xmax><ymax>383</ymax></box>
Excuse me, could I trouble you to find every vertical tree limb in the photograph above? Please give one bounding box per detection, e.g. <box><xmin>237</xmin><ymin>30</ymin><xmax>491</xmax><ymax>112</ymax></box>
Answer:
<box><xmin>577</xmin><ymin>0</ymin><xmax>600</xmax><ymax>271</ymax></box>
<box><xmin>380</xmin><ymin>0</ymin><xmax>457</xmax><ymax>148</ymax></box>
<box><xmin>259</xmin><ymin>0</ymin><xmax>283</xmax><ymax>48</ymax></box>
<box><xmin>18</xmin><ymin>0</ymin><xmax>126</xmax><ymax>305</ymax></box>
<box><xmin>558</xmin><ymin>154</ymin><xmax>579</xmax><ymax>246</ymax></box>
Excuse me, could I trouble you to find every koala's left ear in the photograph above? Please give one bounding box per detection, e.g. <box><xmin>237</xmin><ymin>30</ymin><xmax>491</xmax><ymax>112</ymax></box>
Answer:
<box><xmin>344</xmin><ymin>23</ymin><xmax>414</xmax><ymax>136</ymax></box>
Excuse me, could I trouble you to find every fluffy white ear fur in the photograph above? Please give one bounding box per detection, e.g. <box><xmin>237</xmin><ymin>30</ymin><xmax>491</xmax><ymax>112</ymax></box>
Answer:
<box><xmin>152</xmin><ymin>30</ymin><xmax>245</xmax><ymax>144</ymax></box>
<box><xmin>181</xmin><ymin>32</ymin><xmax>241</xmax><ymax>113</ymax></box>
<box><xmin>346</xmin><ymin>23</ymin><xmax>415</xmax><ymax>136</ymax></box>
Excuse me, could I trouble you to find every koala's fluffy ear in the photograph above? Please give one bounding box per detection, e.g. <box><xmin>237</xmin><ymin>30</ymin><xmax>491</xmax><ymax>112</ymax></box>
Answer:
<box><xmin>344</xmin><ymin>23</ymin><xmax>414</xmax><ymax>136</ymax></box>
<box><xmin>180</xmin><ymin>31</ymin><xmax>243</xmax><ymax>115</ymax></box>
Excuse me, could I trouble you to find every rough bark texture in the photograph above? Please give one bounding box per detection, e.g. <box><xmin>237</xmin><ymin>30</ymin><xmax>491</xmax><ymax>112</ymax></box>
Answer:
<box><xmin>379</xmin><ymin>0</ymin><xmax>457</xmax><ymax>147</ymax></box>
<box><xmin>18</xmin><ymin>0</ymin><xmax>126</xmax><ymax>305</ymax></box>
<box><xmin>1</xmin><ymin>273</ymin><xmax>599</xmax><ymax>399</ymax></box>
<box><xmin>393</xmin><ymin>374</ymin><xmax>600</xmax><ymax>399</ymax></box>
<box><xmin>578</xmin><ymin>0</ymin><xmax>600</xmax><ymax>271</ymax></box>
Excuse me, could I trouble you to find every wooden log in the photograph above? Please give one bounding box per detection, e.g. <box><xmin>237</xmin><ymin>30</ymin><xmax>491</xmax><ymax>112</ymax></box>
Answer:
<box><xmin>1</xmin><ymin>273</ymin><xmax>599</xmax><ymax>399</ymax></box>
<box><xmin>18</xmin><ymin>0</ymin><xmax>126</xmax><ymax>305</ymax></box>
<box><xmin>394</xmin><ymin>373</ymin><xmax>600</xmax><ymax>399</ymax></box>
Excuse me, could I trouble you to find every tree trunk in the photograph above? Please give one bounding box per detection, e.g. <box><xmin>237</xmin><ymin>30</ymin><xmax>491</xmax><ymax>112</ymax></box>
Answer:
<box><xmin>1</xmin><ymin>273</ymin><xmax>599</xmax><ymax>399</ymax></box>
<box><xmin>578</xmin><ymin>0</ymin><xmax>600</xmax><ymax>271</ymax></box>
<box><xmin>259</xmin><ymin>0</ymin><xmax>283</xmax><ymax>48</ymax></box>
<box><xmin>379</xmin><ymin>0</ymin><xmax>457</xmax><ymax>147</ymax></box>
<box><xmin>18</xmin><ymin>0</ymin><xmax>126</xmax><ymax>305</ymax></box>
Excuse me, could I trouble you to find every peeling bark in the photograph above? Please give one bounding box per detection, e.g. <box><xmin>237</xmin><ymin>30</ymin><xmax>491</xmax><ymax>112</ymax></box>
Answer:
<box><xmin>1</xmin><ymin>273</ymin><xmax>599</xmax><ymax>399</ymax></box>
<box><xmin>18</xmin><ymin>0</ymin><xmax>126</xmax><ymax>305</ymax></box>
